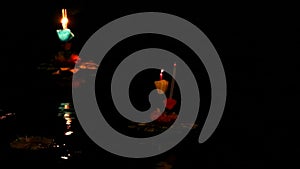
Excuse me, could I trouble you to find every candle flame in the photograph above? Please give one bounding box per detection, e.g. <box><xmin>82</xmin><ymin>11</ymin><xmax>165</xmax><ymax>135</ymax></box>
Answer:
<box><xmin>61</xmin><ymin>9</ymin><xmax>68</xmax><ymax>29</ymax></box>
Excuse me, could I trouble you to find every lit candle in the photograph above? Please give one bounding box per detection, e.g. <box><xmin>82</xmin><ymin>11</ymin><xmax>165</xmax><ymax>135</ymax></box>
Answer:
<box><xmin>160</xmin><ymin>69</ymin><xmax>164</xmax><ymax>80</ymax></box>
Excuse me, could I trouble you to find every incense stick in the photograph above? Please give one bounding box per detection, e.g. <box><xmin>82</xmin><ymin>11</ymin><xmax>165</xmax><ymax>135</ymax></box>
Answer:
<box><xmin>169</xmin><ymin>63</ymin><xmax>176</xmax><ymax>99</ymax></box>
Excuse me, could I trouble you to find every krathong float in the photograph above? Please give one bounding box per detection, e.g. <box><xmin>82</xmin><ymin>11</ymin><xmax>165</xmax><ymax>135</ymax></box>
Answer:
<box><xmin>154</xmin><ymin>69</ymin><xmax>169</xmax><ymax>94</ymax></box>
<box><xmin>57</xmin><ymin>9</ymin><xmax>74</xmax><ymax>42</ymax></box>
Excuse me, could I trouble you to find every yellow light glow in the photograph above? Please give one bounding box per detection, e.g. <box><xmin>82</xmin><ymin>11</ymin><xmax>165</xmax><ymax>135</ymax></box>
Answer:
<box><xmin>66</xmin><ymin>119</ymin><xmax>72</xmax><ymax>125</ymax></box>
<box><xmin>65</xmin><ymin>131</ymin><xmax>73</xmax><ymax>136</ymax></box>
<box><xmin>63</xmin><ymin>114</ymin><xmax>70</xmax><ymax>118</ymax></box>
<box><xmin>61</xmin><ymin>156</ymin><xmax>68</xmax><ymax>160</ymax></box>
<box><xmin>61</xmin><ymin>9</ymin><xmax>69</xmax><ymax>29</ymax></box>
<box><xmin>61</xmin><ymin>18</ymin><xmax>68</xmax><ymax>29</ymax></box>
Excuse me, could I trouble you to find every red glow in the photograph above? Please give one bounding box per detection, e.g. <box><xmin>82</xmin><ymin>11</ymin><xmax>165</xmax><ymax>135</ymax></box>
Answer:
<box><xmin>164</xmin><ymin>98</ymin><xmax>177</xmax><ymax>110</ymax></box>
<box><xmin>69</xmin><ymin>54</ymin><xmax>80</xmax><ymax>64</ymax></box>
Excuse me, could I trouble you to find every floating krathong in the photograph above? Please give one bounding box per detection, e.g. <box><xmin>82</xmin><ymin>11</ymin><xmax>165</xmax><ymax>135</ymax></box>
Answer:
<box><xmin>154</xmin><ymin>69</ymin><xmax>169</xmax><ymax>94</ymax></box>
<box><xmin>57</xmin><ymin>9</ymin><xmax>74</xmax><ymax>42</ymax></box>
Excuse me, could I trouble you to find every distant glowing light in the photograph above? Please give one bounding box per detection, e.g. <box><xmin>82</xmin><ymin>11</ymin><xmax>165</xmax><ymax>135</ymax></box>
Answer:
<box><xmin>65</xmin><ymin>118</ymin><xmax>72</xmax><ymax>125</ymax></box>
<box><xmin>64</xmin><ymin>104</ymin><xmax>70</xmax><ymax>109</ymax></box>
<box><xmin>64</xmin><ymin>112</ymin><xmax>72</xmax><ymax>125</ymax></box>
<box><xmin>63</xmin><ymin>113</ymin><xmax>70</xmax><ymax>118</ymax></box>
<box><xmin>64</xmin><ymin>131</ymin><xmax>74</xmax><ymax>136</ymax></box>
<box><xmin>61</xmin><ymin>156</ymin><xmax>68</xmax><ymax>160</ymax></box>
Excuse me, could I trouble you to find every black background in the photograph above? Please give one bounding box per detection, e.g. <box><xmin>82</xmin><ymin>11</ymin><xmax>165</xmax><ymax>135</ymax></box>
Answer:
<box><xmin>0</xmin><ymin>1</ymin><xmax>299</xmax><ymax>168</ymax></box>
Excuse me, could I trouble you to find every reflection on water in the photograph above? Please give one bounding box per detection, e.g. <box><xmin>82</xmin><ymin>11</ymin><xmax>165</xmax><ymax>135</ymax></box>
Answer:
<box><xmin>59</xmin><ymin>103</ymin><xmax>74</xmax><ymax>136</ymax></box>
<box><xmin>56</xmin><ymin>102</ymin><xmax>80</xmax><ymax>161</ymax></box>
<box><xmin>1</xmin><ymin>101</ymin><xmax>201</xmax><ymax>168</ymax></box>
<box><xmin>53</xmin><ymin>102</ymin><xmax>199</xmax><ymax>168</ymax></box>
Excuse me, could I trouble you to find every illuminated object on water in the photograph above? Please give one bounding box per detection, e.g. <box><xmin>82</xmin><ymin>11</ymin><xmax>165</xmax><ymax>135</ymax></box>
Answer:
<box><xmin>57</xmin><ymin>29</ymin><xmax>74</xmax><ymax>42</ymax></box>
<box><xmin>57</xmin><ymin>8</ymin><xmax>74</xmax><ymax>42</ymax></box>
<box><xmin>154</xmin><ymin>79</ymin><xmax>169</xmax><ymax>94</ymax></box>
<box><xmin>154</xmin><ymin>69</ymin><xmax>169</xmax><ymax>94</ymax></box>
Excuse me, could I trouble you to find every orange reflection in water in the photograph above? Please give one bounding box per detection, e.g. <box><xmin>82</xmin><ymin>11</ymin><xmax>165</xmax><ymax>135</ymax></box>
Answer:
<box><xmin>63</xmin><ymin>112</ymin><xmax>73</xmax><ymax>136</ymax></box>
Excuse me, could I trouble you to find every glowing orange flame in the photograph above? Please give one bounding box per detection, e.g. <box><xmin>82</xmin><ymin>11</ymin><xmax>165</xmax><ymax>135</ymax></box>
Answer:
<box><xmin>61</xmin><ymin>9</ymin><xmax>68</xmax><ymax>29</ymax></box>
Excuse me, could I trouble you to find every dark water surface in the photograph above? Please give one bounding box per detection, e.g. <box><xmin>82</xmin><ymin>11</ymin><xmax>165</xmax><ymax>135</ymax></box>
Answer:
<box><xmin>1</xmin><ymin>3</ymin><xmax>299</xmax><ymax>168</ymax></box>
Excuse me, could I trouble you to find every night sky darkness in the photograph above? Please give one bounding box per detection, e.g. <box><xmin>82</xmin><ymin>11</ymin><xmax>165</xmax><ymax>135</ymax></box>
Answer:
<box><xmin>0</xmin><ymin>1</ymin><xmax>299</xmax><ymax>168</ymax></box>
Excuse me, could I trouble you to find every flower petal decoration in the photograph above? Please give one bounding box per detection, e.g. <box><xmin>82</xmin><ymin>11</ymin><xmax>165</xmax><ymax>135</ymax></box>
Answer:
<box><xmin>164</xmin><ymin>98</ymin><xmax>177</xmax><ymax>110</ymax></box>
<box><xmin>154</xmin><ymin>79</ymin><xmax>169</xmax><ymax>94</ymax></box>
